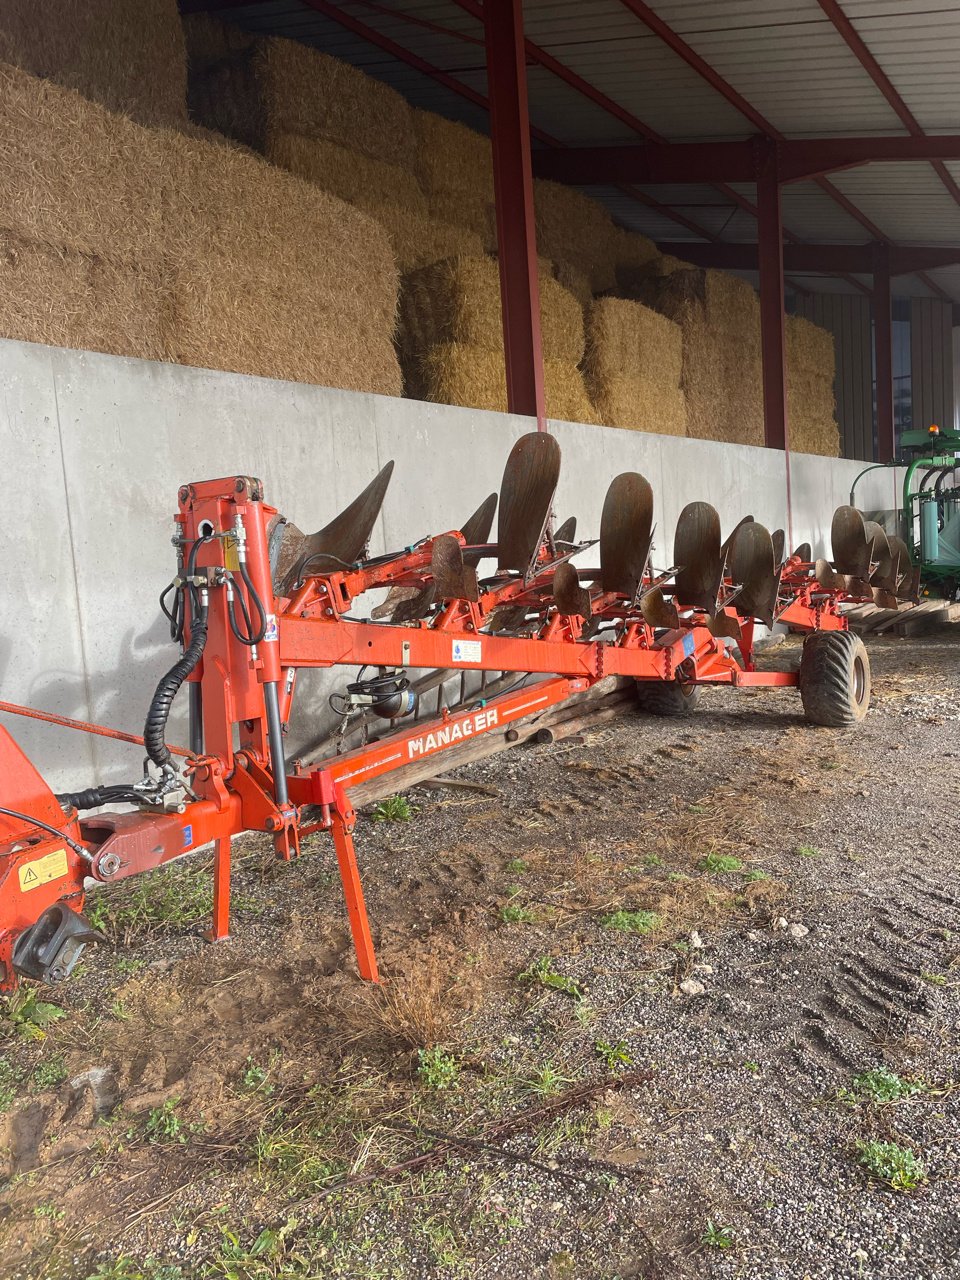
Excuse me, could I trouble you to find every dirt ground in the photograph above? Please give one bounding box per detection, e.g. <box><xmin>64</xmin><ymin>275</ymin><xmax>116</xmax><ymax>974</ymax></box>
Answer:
<box><xmin>1</xmin><ymin>632</ymin><xmax>959</xmax><ymax>1280</ymax></box>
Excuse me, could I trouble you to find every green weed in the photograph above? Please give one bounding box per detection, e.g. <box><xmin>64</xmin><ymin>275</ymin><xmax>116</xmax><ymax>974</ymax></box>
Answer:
<box><xmin>702</xmin><ymin>1220</ymin><xmax>735</xmax><ymax>1249</ymax></box>
<box><xmin>417</xmin><ymin>1047</ymin><xmax>460</xmax><ymax>1090</ymax></box>
<box><xmin>506</xmin><ymin>858</ymin><xmax>528</xmax><ymax>874</ymax></box>
<box><xmin>500</xmin><ymin>902</ymin><xmax>536</xmax><ymax>924</ymax></box>
<box><xmin>921</xmin><ymin>971</ymin><xmax>947</xmax><ymax>986</ymax></box>
<box><xmin>698</xmin><ymin>854</ymin><xmax>743</xmax><ymax>874</ymax></box>
<box><xmin>32</xmin><ymin>1053</ymin><xmax>67</xmax><ymax>1091</ymax></box>
<box><xmin>855</xmin><ymin>1139</ymin><xmax>926</xmax><ymax>1191</ymax></box>
<box><xmin>518</xmin><ymin>956</ymin><xmax>582</xmax><ymax>1000</ymax></box>
<box><xmin>840</xmin><ymin>1067</ymin><xmax>927</xmax><ymax>1106</ymax></box>
<box><xmin>144</xmin><ymin>1099</ymin><xmax>186</xmax><ymax>1145</ymax></box>
<box><xmin>3</xmin><ymin>988</ymin><xmax>65</xmax><ymax>1040</ymax></box>
<box><xmin>595</xmin><ymin>1039</ymin><xmax>633</xmax><ymax>1072</ymax></box>
<box><xmin>795</xmin><ymin>844</ymin><xmax>821</xmax><ymax>859</ymax></box>
<box><xmin>601</xmin><ymin>909</ymin><xmax>660</xmax><ymax>935</ymax></box>
<box><xmin>523</xmin><ymin>1062</ymin><xmax>571</xmax><ymax>1097</ymax></box>
<box><xmin>372</xmin><ymin>795</ymin><xmax>414</xmax><ymax>822</ymax></box>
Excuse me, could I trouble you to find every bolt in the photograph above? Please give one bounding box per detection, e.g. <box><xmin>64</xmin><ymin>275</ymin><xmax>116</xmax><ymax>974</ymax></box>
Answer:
<box><xmin>98</xmin><ymin>852</ymin><xmax>122</xmax><ymax>878</ymax></box>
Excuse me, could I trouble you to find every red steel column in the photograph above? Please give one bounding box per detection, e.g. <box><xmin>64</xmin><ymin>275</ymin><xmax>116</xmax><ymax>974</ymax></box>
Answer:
<box><xmin>872</xmin><ymin>242</ymin><xmax>895</xmax><ymax>462</ymax></box>
<box><xmin>483</xmin><ymin>0</ymin><xmax>547</xmax><ymax>427</ymax></box>
<box><xmin>757</xmin><ymin>146</ymin><xmax>788</xmax><ymax>450</ymax></box>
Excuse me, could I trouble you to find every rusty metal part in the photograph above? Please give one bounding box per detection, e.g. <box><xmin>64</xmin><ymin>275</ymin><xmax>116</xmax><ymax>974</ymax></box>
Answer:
<box><xmin>485</xmin><ymin>604</ymin><xmax>531</xmax><ymax>633</ymax></box>
<box><xmin>771</xmin><ymin>528</ymin><xmax>785</xmax><ymax>567</ymax></box>
<box><xmin>720</xmin><ymin>514</ymin><xmax>754</xmax><ymax>561</ymax></box>
<box><xmin>599</xmin><ymin>472</ymin><xmax>654</xmax><ymax>598</ymax></box>
<box><xmin>831</xmin><ymin>506</ymin><xmax>873</xmax><ymax>578</ymax></box>
<box><xmin>553</xmin><ymin>563</ymin><xmax>592</xmax><ymax>618</ymax></box>
<box><xmin>887</xmin><ymin>535</ymin><xmax>916</xmax><ymax>600</ymax></box>
<box><xmin>708</xmin><ymin>611</ymin><xmax>742</xmax><ymax>642</ymax></box>
<box><xmin>392</xmin><ymin>584</ymin><xmax>436</xmax><ymax>623</ymax></box>
<box><xmin>461</xmin><ymin>493</ymin><xmax>498</xmax><ymax>565</ymax></box>
<box><xmin>815</xmin><ymin>559</ymin><xmax>846</xmax><ymax>592</ymax></box>
<box><xmin>792</xmin><ymin>541</ymin><xmax>812</xmax><ymax>563</ymax></box>
<box><xmin>871</xmin><ymin>587</ymin><xmax>899</xmax><ymax>609</ymax></box>
<box><xmin>497</xmin><ymin>432</ymin><xmax>561</xmax><ymax>575</ymax></box>
<box><xmin>728</xmin><ymin>522</ymin><xmax>780</xmax><ymax>626</ymax></box>
<box><xmin>432</xmin><ymin>535</ymin><xmax>479</xmax><ymax>602</ymax></box>
<box><xmin>281</xmin><ymin>462</ymin><xmax>395</xmax><ymax>591</ymax></box>
<box><xmin>371</xmin><ymin>586</ymin><xmax>419</xmax><ymax>620</ymax></box>
<box><xmin>640</xmin><ymin>586</ymin><xmax>680</xmax><ymax>629</ymax></box>
<box><xmin>674</xmin><ymin>501</ymin><xmax>722</xmax><ymax>612</ymax></box>
<box><xmin>554</xmin><ymin>516</ymin><xmax>577</xmax><ymax>544</ymax></box>
<box><xmin>863</xmin><ymin>520</ymin><xmax>895</xmax><ymax>588</ymax></box>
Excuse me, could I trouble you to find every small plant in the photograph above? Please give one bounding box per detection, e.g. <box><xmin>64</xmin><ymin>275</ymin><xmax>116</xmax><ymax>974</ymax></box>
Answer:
<box><xmin>855</xmin><ymin>1139</ymin><xmax>926</xmax><ymax>1191</ymax></box>
<box><xmin>920</xmin><ymin>971</ymin><xmax>947</xmax><ymax>986</ymax></box>
<box><xmin>698</xmin><ymin>853</ymin><xmax>743</xmax><ymax>874</ymax></box>
<box><xmin>506</xmin><ymin>858</ymin><xmax>528</xmax><ymax>874</ymax></box>
<box><xmin>524</xmin><ymin>1062</ymin><xmax>571</xmax><ymax>1097</ymax></box>
<box><xmin>702</xmin><ymin>1219</ymin><xmax>735</xmax><ymax>1249</ymax></box>
<box><xmin>843</xmin><ymin>1067</ymin><xmax>926</xmax><ymax>1105</ymax></box>
<box><xmin>0</xmin><ymin>1056</ymin><xmax>23</xmax><ymax>1110</ymax></box>
<box><xmin>795</xmin><ymin>844</ymin><xmax>821</xmax><ymax>858</ymax></box>
<box><xmin>742</xmin><ymin>869</ymin><xmax>769</xmax><ymax>883</ymax></box>
<box><xmin>144</xmin><ymin>1098</ymin><xmax>186</xmax><ymax>1145</ymax></box>
<box><xmin>372</xmin><ymin>795</ymin><xmax>413</xmax><ymax>822</ymax></box>
<box><xmin>500</xmin><ymin>903</ymin><xmax>536</xmax><ymax>924</ymax></box>
<box><xmin>417</xmin><ymin>1046</ymin><xmax>460</xmax><ymax>1090</ymax></box>
<box><xmin>595</xmin><ymin>1039</ymin><xmax>633</xmax><ymax>1072</ymax></box>
<box><xmin>743</xmin><ymin>1060</ymin><xmax>760</xmax><ymax>1074</ymax></box>
<box><xmin>33</xmin><ymin>1202</ymin><xmax>65</xmax><ymax>1222</ymax></box>
<box><xmin>4</xmin><ymin>988</ymin><xmax>65</xmax><ymax>1040</ymax></box>
<box><xmin>518</xmin><ymin>956</ymin><xmax>582</xmax><ymax>1000</ymax></box>
<box><xmin>87</xmin><ymin>1256</ymin><xmax>185</xmax><ymax>1280</ymax></box>
<box><xmin>601</xmin><ymin>909</ymin><xmax>660</xmax><ymax>935</ymax></box>
<box><xmin>241</xmin><ymin>1055</ymin><xmax>277</xmax><ymax>1096</ymax></box>
<box><xmin>32</xmin><ymin>1054</ymin><xmax>67</xmax><ymax>1091</ymax></box>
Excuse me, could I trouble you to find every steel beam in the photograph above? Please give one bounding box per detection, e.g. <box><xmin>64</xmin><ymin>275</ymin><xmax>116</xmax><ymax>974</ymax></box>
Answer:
<box><xmin>655</xmin><ymin>242</ymin><xmax>960</xmax><ymax>276</ymax></box>
<box><xmin>483</xmin><ymin>0</ymin><xmax>545</xmax><ymax>425</ymax></box>
<box><xmin>757</xmin><ymin>153</ymin><xmax>788</xmax><ymax>451</ymax></box>
<box><xmin>533</xmin><ymin>136</ymin><xmax>960</xmax><ymax>186</ymax></box>
<box><xmin>872</xmin><ymin>243</ymin><xmax>895</xmax><ymax>463</ymax></box>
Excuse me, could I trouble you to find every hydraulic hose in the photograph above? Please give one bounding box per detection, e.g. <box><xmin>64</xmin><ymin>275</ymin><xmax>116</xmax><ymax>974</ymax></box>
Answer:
<box><xmin>144</xmin><ymin>596</ymin><xmax>209</xmax><ymax>770</ymax></box>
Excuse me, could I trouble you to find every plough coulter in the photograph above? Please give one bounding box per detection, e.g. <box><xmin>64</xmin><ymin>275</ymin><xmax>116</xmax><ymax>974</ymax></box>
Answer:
<box><xmin>1</xmin><ymin>433</ymin><xmax>893</xmax><ymax>988</ymax></box>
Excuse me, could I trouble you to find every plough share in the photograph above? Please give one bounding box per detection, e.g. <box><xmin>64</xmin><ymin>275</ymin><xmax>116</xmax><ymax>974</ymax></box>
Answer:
<box><xmin>1</xmin><ymin>433</ymin><xmax>900</xmax><ymax>988</ymax></box>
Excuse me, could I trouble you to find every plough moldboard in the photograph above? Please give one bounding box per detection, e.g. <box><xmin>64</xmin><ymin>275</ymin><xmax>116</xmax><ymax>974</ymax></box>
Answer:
<box><xmin>0</xmin><ymin>433</ymin><xmax>904</xmax><ymax>988</ymax></box>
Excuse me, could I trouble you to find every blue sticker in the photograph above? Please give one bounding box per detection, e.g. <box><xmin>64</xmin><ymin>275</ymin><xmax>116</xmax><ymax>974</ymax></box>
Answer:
<box><xmin>183</xmin><ymin>824</ymin><xmax>193</xmax><ymax>849</ymax></box>
<box><xmin>682</xmin><ymin>632</ymin><xmax>695</xmax><ymax>658</ymax></box>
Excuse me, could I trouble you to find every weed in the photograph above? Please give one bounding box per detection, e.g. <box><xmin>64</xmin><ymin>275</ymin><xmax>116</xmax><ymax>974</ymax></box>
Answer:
<box><xmin>0</xmin><ymin>1055</ymin><xmax>22</xmax><ymax>1110</ymax></box>
<box><xmin>839</xmin><ymin>1067</ymin><xmax>927</xmax><ymax>1106</ymax></box>
<box><xmin>3</xmin><ymin>988</ymin><xmax>65</xmax><ymax>1040</ymax></box>
<box><xmin>111</xmin><ymin>1000</ymin><xmax>131</xmax><ymax>1022</ymax></box>
<box><xmin>573</xmin><ymin>1001</ymin><xmax>597</xmax><ymax>1027</ymax></box>
<box><xmin>601</xmin><ymin>909</ymin><xmax>660</xmax><ymax>935</ymax></box>
<box><xmin>855</xmin><ymin>1139</ymin><xmax>926</xmax><ymax>1191</ymax></box>
<box><xmin>641</xmin><ymin>853</ymin><xmax>663</xmax><ymax>868</ymax></box>
<box><xmin>500</xmin><ymin>902</ymin><xmax>536</xmax><ymax>924</ymax></box>
<box><xmin>86</xmin><ymin>858</ymin><xmax>249</xmax><ymax>942</ymax></box>
<box><xmin>34</xmin><ymin>1202</ymin><xmax>65</xmax><ymax>1222</ymax></box>
<box><xmin>340</xmin><ymin>950</ymin><xmax>468</xmax><ymax>1053</ymax></box>
<box><xmin>417</xmin><ymin>1046</ymin><xmax>460</xmax><ymax>1090</ymax></box>
<box><xmin>518</xmin><ymin>956</ymin><xmax>583</xmax><ymax>1001</ymax></box>
<box><xmin>698</xmin><ymin>854</ymin><xmax>743</xmax><ymax>874</ymax></box>
<box><xmin>86</xmin><ymin>1258</ymin><xmax>185</xmax><ymax>1280</ymax></box>
<box><xmin>742</xmin><ymin>869</ymin><xmax>769</xmax><ymax>883</ymax></box>
<box><xmin>667</xmin><ymin>872</ymin><xmax>691</xmax><ymax>882</ymax></box>
<box><xmin>241</xmin><ymin>1055</ymin><xmax>277</xmax><ymax>1097</ymax></box>
<box><xmin>524</xmin><ymin>1062</ymin><xmax>571</xmax><ymax>1096</ymax></box>
<box><xmin>372</xmin><ymin>795</ymin><xmax>413</xmax><ymax>822</ymax></box>
<box><xmin>795</xmin><ymin>844</ymin><xmax>821</xmax><ymax>858</ymax></box>
<box><xmin>211</xmin><ymin>1219</ymin><xmax>298</xmax><ymax>1280</ymax></box>
<box><xmin>506</xmin><ymin>858</ymin><xmax>528</xmax><ymax>874</ymax></box>
<box><xmin>702</xmin><ymin>1220</ymin><xmax>735</xmax><ymax>1249</ymax></box>
<box><xmin>144</xmin><ymin>1098</ymin><xmax>186</xmax><ymax>1145</ymax></box>
<box><xmin>595</xmin><ymin>1039</ymin><xmax>633</xmax><ymax>1072</ymax></box>
<box><xmin>921</xmin><ymin>971</ymin><xmax>947</xmax><ymax>986</ymax></box>
<box><xmin>32</xmin><ymin>1053</ymin><xmax>67</xmax><ymax>1091</ymax></box>
<box><xmin>743</xmin><ymin>1061</ymin><xmax>760</xmax><ymax>1074</ymax></box>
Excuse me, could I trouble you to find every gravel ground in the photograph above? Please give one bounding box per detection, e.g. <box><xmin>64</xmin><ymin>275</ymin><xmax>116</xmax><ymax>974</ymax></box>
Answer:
<box><xmin>1</xmin><ymin>631</ymin><xmax>958</xmax><ymax>1280</ymax></box>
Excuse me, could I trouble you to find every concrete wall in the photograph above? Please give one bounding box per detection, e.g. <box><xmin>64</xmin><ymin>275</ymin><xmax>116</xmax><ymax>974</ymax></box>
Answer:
<box><xmin>0</xmin><ymin>339</ymin><xmax>902</xmax><ymax>791</ymax></box>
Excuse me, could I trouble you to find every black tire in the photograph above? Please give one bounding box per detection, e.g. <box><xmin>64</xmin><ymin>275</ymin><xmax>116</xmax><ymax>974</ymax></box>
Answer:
<box><xmin>799</xmin><ymin>630</ymin><xmax>870</xmax><ymax>727</ymax></box>
<box><xmin>635</xmin><ymin>679</ymin><xmax>702</xmax><ymax>717</ymax></box>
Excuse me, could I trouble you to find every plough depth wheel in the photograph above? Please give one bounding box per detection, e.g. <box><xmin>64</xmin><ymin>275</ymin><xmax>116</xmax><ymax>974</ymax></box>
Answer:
<box><xmin>635</xmin><ymin>679</ymin><xmax>702</xmax><ymax>717</ymax></box>
<box><xmin>799</xmin><ymin>631</ymin><xmax>871</xmax><ymax>727</ymax></box>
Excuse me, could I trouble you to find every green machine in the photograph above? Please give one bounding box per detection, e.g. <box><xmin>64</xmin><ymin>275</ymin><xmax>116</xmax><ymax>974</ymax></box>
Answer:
<box><xmin>850</xmin><ymin>425</ymin><xmax>960</xmax><ymax>601</ymax></box>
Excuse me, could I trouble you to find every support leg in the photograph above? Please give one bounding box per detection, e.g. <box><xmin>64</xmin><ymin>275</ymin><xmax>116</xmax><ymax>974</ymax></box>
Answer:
<box><xmin>330</xmin><ymin>814</ymin><xmax>380</xmax><ymax>982</ymax></box>
<box><xmin>207</xmin><ymin>835</ymin><xmax>231</xmax><ymax>941</ymax></box>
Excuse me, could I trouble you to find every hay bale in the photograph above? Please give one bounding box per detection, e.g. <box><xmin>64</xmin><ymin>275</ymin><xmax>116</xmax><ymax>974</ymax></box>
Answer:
<box><xmin>186</xmin><ymin>26</ymin><xmax>415</xmax><ymax>168</ymax></box>
<box><xmin>553</xmin><ymin>260</ymin><xmax>593</xmax><ymax>308</ymax></box>
<box><xmin>583</xmin><ymin>298</ymin><xmax>686</xmax><ymax>436</ymax></box>
<box><xmin>625</xmin><ymin>262</ymin><xmax>763</xmax><ymax>447</ymax></box>
<box><xmin>365</xmin><ymin>206</ymin><xmax>485</xmax><ymax>274</ymax></box>
<box><xmin>787</xmin><ymin>315</ymin><xmax>840</xmax><ymax>457</ymax></box>
<box><xmin>534</xmin><ymin>180</ymin><xmax>618</xmax><ymax>293</ymax></box>
<box><xmin>612</xmin><ymin>227</ymin><xmax>658</xmax><ymax>284</ymax></box>
<box><xmin>413</xmin><ymin>111</ymin><xmax>496</xmax><ymax>249</ymax></box>
<box><xmin>399</xmin><ymin>255</ymin><xmax>585</xmax><ymax>364</ymax></box>
<box><xmin>0</xmin><ymin>231</ymin><xmax>170</xmax><ymax>360</ymax></box>
<box><xmin>418</xmin><ymin>343</ymin><xmax>597</xmax><ymax>423</ymax></box>
<box><xmin>0</xmin><ymin>0</ymin><xmax>187</xmax><ymax>126</ymax></box>
<box><xmin>266</xmin><ymin>133</ymin><xmax>427</xmax><ymax>214</ymax></box>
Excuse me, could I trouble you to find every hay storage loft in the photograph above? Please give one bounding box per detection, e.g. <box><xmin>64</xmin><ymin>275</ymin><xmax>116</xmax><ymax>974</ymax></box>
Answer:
<box><xmin>1</xmin><ymin>0</ymin><xmax>959</xmax><ymax>457</ymax></box>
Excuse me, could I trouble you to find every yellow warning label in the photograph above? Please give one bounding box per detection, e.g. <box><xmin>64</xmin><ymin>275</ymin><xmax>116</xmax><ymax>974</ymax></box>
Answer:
<box><xmin>18</xmin><ymin>848</ymin><xmax>69</xmax><ymax>893</ymax></box>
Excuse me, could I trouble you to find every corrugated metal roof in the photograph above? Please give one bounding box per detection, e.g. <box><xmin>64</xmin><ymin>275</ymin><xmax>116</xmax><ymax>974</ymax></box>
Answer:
<box><xmin>206</xmin><ymin>0</ymin><xmax>960</xmax><ymax>300</ymax></box>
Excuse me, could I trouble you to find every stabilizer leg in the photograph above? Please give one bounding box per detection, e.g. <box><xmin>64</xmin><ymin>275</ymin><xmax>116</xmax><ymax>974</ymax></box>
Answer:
<box><xmin>330</xmin><ymin>804</ymin><xmax>380</xmax><ymax>983</ymax></box>
<box><xmin>207</xmin><ymin>835</ymin><xmax>232</xmax><ymax>941</ymax></box>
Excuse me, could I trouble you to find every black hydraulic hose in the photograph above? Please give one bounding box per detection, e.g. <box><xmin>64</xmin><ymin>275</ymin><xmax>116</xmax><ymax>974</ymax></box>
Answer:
<box><xmin>0</xmin><ymin>805</ymin><xmax>89</xmax><ymax>860</ymax></box>
<box><xmin>144</xmin><ymin>597</ymin><xmax>209</xmax><ymax>769</ymax></box>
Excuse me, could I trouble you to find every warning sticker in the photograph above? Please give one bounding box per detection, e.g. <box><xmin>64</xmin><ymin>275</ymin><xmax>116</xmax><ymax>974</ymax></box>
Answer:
<box><xmin>18</xmin><ymin>848</ymin><xmax>69</xmax><ymax>893</ymax></box>
<box><xmin>451</xmin><ymin>639</ymin><xmax>482</xmax><ymax>664</ymax></box>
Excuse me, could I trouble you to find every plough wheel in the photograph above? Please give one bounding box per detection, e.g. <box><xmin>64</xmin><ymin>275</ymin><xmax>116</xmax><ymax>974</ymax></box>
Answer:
<box><xmin>635</xmin><ymin>679</ymin><xmax>702</xmax><ymax>717</ymax></box>
<box><xmin>799</xmin><ymin>631</ymin><xmax>870</xmax><ymax>727</ymax></box>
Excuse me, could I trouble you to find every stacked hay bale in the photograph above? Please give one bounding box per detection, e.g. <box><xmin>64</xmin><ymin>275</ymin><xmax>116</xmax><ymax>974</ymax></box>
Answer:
<box><xmin>0</xmin><ymin>0</ymin><xmax>187</xmax><ymax>126</ymax></box>
<box><xmin>0</xmin><ymin>62</ymin><xmax>401</xmax><ymax>394</ymax></box>
<box><xmin>534</xmin><ymin>180</ymin><xmax>621</xmax><ymax>295</ymax></box>
<box><xmin>413</xmin><ymin>111</ymin><xmax>498</xmax><ymax>252</ymax></box>
<box><xmin>623</xmin><ymin>258</ymin><xmax>764</xmax><ymax>447</ymax></box>
<box><xmin>786</xmin><ymin>315</ymin><xmax>841</xmax><ymax>456</ymax></box>
<box><xmin>399</xmin><ymin>254</ymin><xmax>596</xmax><ymax>422</ymax></box>
<box><xmin>583</xmin><ymin>298</ymin><xmax>686</xmax><ymax>437</ymax></box>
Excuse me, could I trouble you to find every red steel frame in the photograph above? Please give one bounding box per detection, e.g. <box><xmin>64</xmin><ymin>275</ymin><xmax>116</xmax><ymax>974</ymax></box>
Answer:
<box><xmin>1</xmin><ymin>475</ymin><xmax>857</xmax><ymax>990</ymax></box>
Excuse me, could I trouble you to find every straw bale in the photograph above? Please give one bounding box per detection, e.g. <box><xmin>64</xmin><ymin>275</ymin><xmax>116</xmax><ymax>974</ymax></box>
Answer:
<box><xmin>584</xmin><ymin>297</ymin><xmax>681</xmax><ymax>387</ymax></box>
<box><xmin>267</xmin><ymin>133</ymin><xmax>427</xmax><ymax>214</ymax></box>
<box><xmin>612</xmin><ymin>227</ymin><xmax>658</xmax><ymax>280</ymax></box>
<box><xmin>0</xmin><ymin>0</ymin><xmax>187</xmax><ymax>127</ymax></box>
<box><xmin>183</xmin><ymin>12</ymin><xmax>257</xmax><ymax>67</ymax></box>
<box><xmin>534</xmin><ymin>180</ymin><xmax>618</xmax><ymax>293</ymax></box>
<box><xmin>399</xmin><ymin>255</ymin><xmax>584</xmax><ymax>364</ymax></box>
<box><xmin>414</xmin><ymin>110</ymin><xmax>494</xmax><ymax>201</ymax></box>
<box><xmin>0</xmin><ymin>62</ymin><xmax>165</xmax><ymax>261</ymax></box>
<box><xmin>553</xmin><ymin>260</ymin><xmax>593</xmax><ymax>307</ymax></box>
<box><xmin>0</xmin><ymin>230</ymin><xmax>170</xmax><ymax>360</ymax></box>
<box><xmin>786</xmin><ymin>314</ymin><xmax>840</xmax><ymax>457</ymax></box>
<box><xmin>591</xmin><ymin>378</ymin><xmax>687</xmax><ymax>437</ymax></box>
<box><xmin>418</xmin><ymin>343</ymin><xmax>598</xmax><ymax>423</ymax></box>
<box><xmin>365</xmin><ymin>206</ymin><xmax>484</xmax><ymax>274</ymax></box>
<box><xmin>423</xmin><ymin>191</ymin><xmax>498</xmax><ymax>250</ymax></box>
